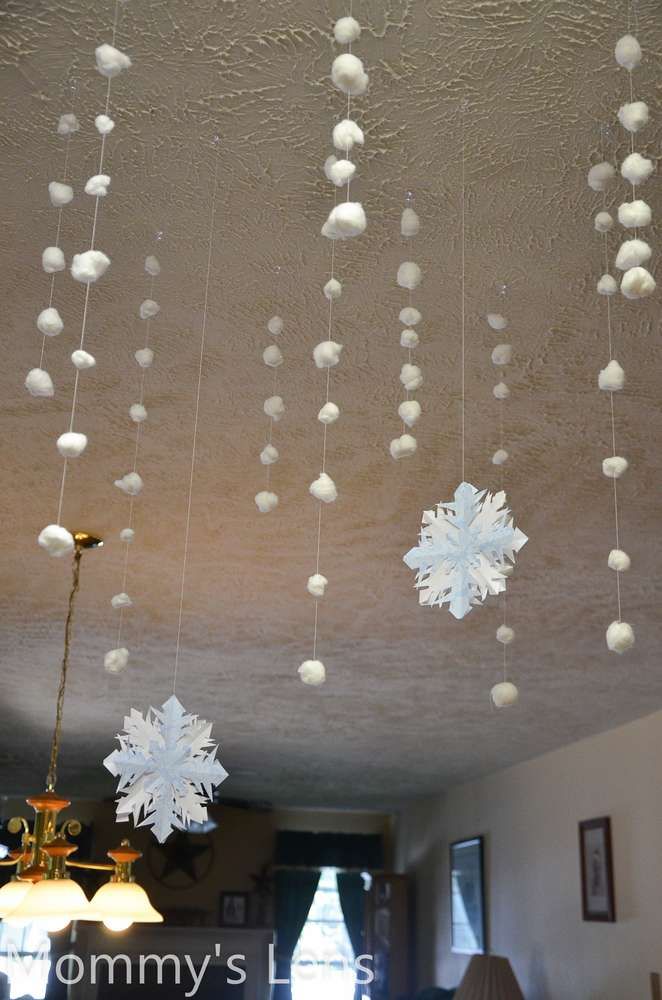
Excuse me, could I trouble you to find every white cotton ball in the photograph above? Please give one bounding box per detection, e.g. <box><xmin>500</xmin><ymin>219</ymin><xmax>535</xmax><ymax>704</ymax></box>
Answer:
<box><xmin>334</xmin><ymin>15</ymin><xmax>361</xmax><ymax>44</ymax></box>
<box><xmin>331</xmin><ymin>53</ymin><xmax>369</xmax><ymax>96</ymax></box>
<box><xmin>615</xmin><ymin>238</ymin><xmax>651</xmax><ymax>271</ymax></box>
<box><xmin>255</xmin><ymin>490</ymin><xmax>279</xmax><ymax>513</ymax></box>
<box><xmin>491</xmin><ymin>681</ymin><xmax>519</xmax><ymax>708</ymax></box>
<box><xmin>608</xmin><ymin>549</ymin><xmax>631</xmax><ymax>572</ymax></box>
<box><xmin>129</xmin><ymin>403</ymin><xmax>147</xmax><ymax>423</ymax></box>
<box><xmin>310</xmin><ymin>472</ymin><xmax>338</xmax><ymax>503</ymax></box>
<box><xmin>400</xmin><ymin>306</ymin><xmax>421</xmax><ymax>326</ymax></box>
<box><xmin>618</xmin><ymin>100</ymin><xmax>649</xmax><ymax>134</ymax></box>
<box><xmin>25</xmin><ymin>368</ymin><xmax>54</xmax><ymax>397</ymax></box>
<box><xmin>139</xmin><ymin>298</ymin><xmax>160</xmax><ymax>319</ymax></box>
<box><xmin>400</xmin><ymin>329</ymin><xmax>419</xmax><ymax>349</ymax></box>
<box><xmin>328</xmin><ymin>158</ymin><xmax>356</xmax><ymax>187</ymax></box>
<box><xmin>260</xmin><ymin>444</ymin><xmax>279</xmax><ymax>465</ymax></box>
<box><xmin>398</xmin><ymin>400</ymin><xmax>421</xmax><ymax>427</ymax></box>
<box><xmin>492</xmin><ymin>448</ymin><xmax>509</xmax><ymax>465</ymax></box>
<box><xmin>496</xmin><ymin>624</ymin><xmax>515</xmax><ymax>644</ymax></box>
<box><xmin>95</xmin><ymin>113</ymin><xmax>115</xmax><ymax>135</ymax></box>
<box><xmin>618</xmin><ymin>199</ymin><xmax>652</xmax><ymax>228</ymax></box>
<box><xmin>135</xmin><ymin>347</ymin><xmax>154</xmax><ymax>368</ymax></box>
<box><xmin>401</xmin><ymin>207</ymin><xmax>420</xmax><ymax>237</ymax></box>
<box><xmin>333</xmin><ymin>118</ymin><xmax>364</xmax><ymax>152</ymax></box>
<box><xmin>37</xmin><ymin>307</ymin><xmax>63</xmax><ymax>336</ymax></box>
<box><xmin>56</xmin><ymin>431</ymin><xmax>87</xmax><ymax>458</ymax></box>
<box><xmin>597</xmin><ymin>274</ymin><xmax>618</xmax><ymax>296</ymax></box>
<box><xmin>38</xmin><ymin>523</ymin><xmax>74</xmax><ymax>557</ymax></box>
<box><xmin>318</xmin><ymin>401</ymin><xmax>340</xmax><ymax>424</ymax></box>
<box><xmin>111</xmin><ymin>593</ymin><xmax>132</xmax><ymax>609</ymax></box>
<box><xmin>95</xmin><ymin>43</ymin><xmax>132</xmax><ymax>78</ymax></box>
<box><xmin>298</xmin><ymin>659</ymin><xmax>326</xmax><ymax>686</ymax></box>
<box><xmin>84</xmin><ymin>173</ymin><xmax>110</xmax><ymax>197</ymax></box>
<box><xmin>400</xmin><ymin>363</ymin><xmax>422</xmax><ymax>391</ymax></box>
<box><xmin>313</xmin><ymin>340</ymin><xmax>343</xmax><ymax>369</ymax></box>
<box><xmin>397</xmin><ymin>261</ymin><xmax>422</xmax><ymax>290</ymax></box>
<box><xmin>267</xmin><ymin>315</ymin><xmax>284</xmax><ymax>336</ymax></box>
<box><xmin>602</xmin><ymin>456</ymin><xmax>628</xmax><ymax>479</ymax></box>
<box><xmin>144</xmin><ymin>254</ymin><xmax>160</xmax><ymax>276</ymax></box>
<box><xmin>120</xmin><ymin>527</ymin><xmax>135</xmax><ymax>543</ymax></box>
<box><xmin>264</xmin><ymin>395</ymin><xmax>285</xmax><ymax>420</ymax></box>
<box><xmin>621</xmin><ymin>266</ymin><xmax>656</xmax><ymax>299</ymax></box>
<box><xmin>323</xmin><ymin>155</ymin><xmax>338</xmax><ymax>181</ymax></box>
<box><xmin>263</xmin><ymin>344</ymin><xmax>284</xmax><ymax>368</ymax></box>
<box><xmin>307</xmin><ymin>574</ymin><xmax>328</xmax><ymax>598</ymax></box>
<box><xmin>389</xmin><ymin>434</ymin><xmax>417</xmax><ymax>460</ymax></box>
<box><xmin>48</xmin><ymin>181</ymin><xmax>74</xmax><ymax>207</ymax></box>
<box><xmin>606</xmin><ymin>620</ymin><xmax>635</xmax><ymax>654</ymax></box>
<box><xmin>615</xmin><ymin>34</ymin><xmax>642</xmax><ymax>71</ymax></box>
<box><xmin>594</xmin><ymin>211</ymin><xmax>613</xmax><ymax>233</ymax></box>
<box><xmin>491</xmin><ymin>344</ymin><xmax>512</xmax><ymax>366</ymax></box>
<box><xmin>323</xmin><ymin>202</ymin><xmax>367</xmax><ymax>239</ymax></box>
<box><xmin>587</xmin><ymin>161</ymin><xmax>616</xmax><ymax>192</ymax></box>
<box><xmin>598</xmin><ymin>359</ymin><xmax>625</xmax><ymax>391</ymax></box>
<box><xmin>114</xmin><ymin>471</ymin><xmax>143</xmax><ymax>495</ymax></box>
<box><xmin>324</xmin><ymin>278</ymin><xmax>342</xmax><ymax>301</ymax></box>
<box><xmin>71</xmin><ymin>349</ymin><xmax>96</xmax><ymax>369</ymax></box>
<box><xmin>621</xmin><ymin>152</ymin><xmax>654</xmax><ymax>186</ymax></box>
<box><xmin>104</xmin><ymin>647</ymin><xmax>129</xmax><ymax>674</ymax></box>
<box><xmin>56</xmin><ymin>113</ymin><xmax>79</xmax><ymax>137</ymax></box>
<box><xmin>42</xmin><ymin>246</ymin><xmax>65</xmax><ymax>273</ymax></box>
<box><xmin>71</xmin><ymin>249</ymin><xmax>111</xmax><ymax>283</ymax></box>
<box><xmin>493</xmin><ymin>382</ymin><xmax>510</xmax><ymax>400</ymax></box>
<box><xmin>487</xmin><ymin>313</ymin><xmax>508</xmax><ymax>331</ymax></box>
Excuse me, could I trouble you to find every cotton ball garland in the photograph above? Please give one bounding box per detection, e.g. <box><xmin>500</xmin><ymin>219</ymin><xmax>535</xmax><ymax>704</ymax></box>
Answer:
<box><xmin>144</xmin><ymin>255</ymin><xmax>160</xmax><ymax>277</ymax></box>
<box><xmin>56</xmin><ymin>113</ymin><xmax>79</xmax><ymax>137</ymax></box>
<box><xmin>397</xmin><ymin>261</ymin><xmax>422</xmax><ymax>290</ymax></box>
<box><xmin>114</xmin><ymin>471</ymin><xmax>143</xmax><ymax>495</ymax></box>
<box><xmin>594</xmin><ymin>211</ymin><xmax>613</xmax><ymax>233</ymax></box>
<box><xmin>84</xmin><ymin>174</ymin><xmax>111</xmax><ymax>197</ymax></box>
<box><xmin>111</xmin><ymin>593</ymin><xmax>132</xmax><ymax>609</ymax></box>
<box><xmin>400</xmin><ymin>363</ymin><xmax>422</xmax><ymax>391</ymax></box>
<box><xmin>307</xmin><ymin>574</ymin><xmax>328</xmax><ymax>598</ymax></box>
<box><xmin>324</xmin><ymin>278</ymin><xmax>342</xmax><ymax>301</ymax></box>
<box><xmin>71</xmin><ymin>250</ymin><xmax>110</xmax><ymax>284</ymax></box>
<box><xmin>487</xmin><ymin>313</ymin><xmax>508</xmax><ymax>331</ymax></box>
<box><xmin>598</xmin><ymin>360</ymin><xmax>625</xmax><ymax>391</ymax></box>
<box><xmin>263</xmin><ymin>345</ymin><xmax>283</xmax><ymax>368</ymax></box>
<box><xmin>615</xmin><ymin>238</ymin><xmax>651</xmax><ymax>271</ymax></box>
<box><xmin>25</xmin><ymin>368</ymin><xmax>54</xmax><ymax>397</ymax></box>
<box><xmin>614</xmin><ymin>34</ymin><xmax>642</xmax><ymax>71</ymax></box>
<box><xmin>264</xmin><ymin>395</ymin><xmax>285</xmax><ymax>420</ymax></box>
<box><xmin>313</xmin><ymin>341</ymin><xmax>343</xmax><ymax>369</ymax></box>
<box><xmin>331</xmin><ymin>53</ymin><xmax>368</xmax><ymax>96</ymax></box>
<box><xmin>608</xmin><ymin>549</ymin><xmax>631</xmax><ymax>572</ymax></box>
<box><xmin>332</xmin><ymin>119</ymin><xmax>364</xmax><ymax>152</ymax></box>
<box><xmin>298</xmin><ymin>659</ymin><xmax>326</xmax><ymax>686</ymax></box>
<box><xmin>398</xmin><ymin>400</ymin><xmax>421</xmax><ymax>428</ymax></box>
<box><xmin>323</xmin><ymin>202</ymin><xmax>367</xmax><ymax>239</ymax></box>
<box><xmin>618</xmin><ymin>100</ymin><xmax>649</xmax><ymax>133</ymax></box>
<box><xmin>260</xmin><ymin>444</ymin><xmax>279</xmax><ymax>465</ymax></box>
<box><xmin>602</xmin><ymin>456</ymin><xmax>628</xmax><ymax>479</ymax></box>
<box><xmin>400</xmin><ymin>306</ymin><xmax>421</xmax><ymax>326</ymax></box>
<box><xmin>104</xmin><ymin>647</ymin><xmax>129</xmax><ymax>674</ymax></box>
<box><xmin>310</xmin><ymin>472</ymin><xmax>337</xmax><ymax>504</ymax></box>
<box><xmin>587</xmin><ymin>161</ymin><xmax>616</xmax><ymax>192</ymax></box>
<box><xmin>491</xmin><ymin>681</ymin><xmax>519</xmax><ymax>708</ymax></box>
<box><xmin>95</xmin><ymin>43</ymin><xmax>132</xmax><ymax>78</ymax></box>
<box><xmin>496</xmin><ymin>624</ymin><xmax>515</xmax><ymax>644</ymax></box>
<box><xmin>328</xmin><ymin>158</ymin><xmax>356</xmax><ymax>187</ymax></box>
<box><xmin>400</xmin><ymin>329</ymin><xmax>419</xmax><ymax>349</ymax></box>
<box><xmin>491</xmin><ymin>344</ymin><xmax>512</xmax><ymax>366</ymax></box>
<box><xmin>139</xmin><ymin>298</ymin><xmax>160</xmax><ymax>319</ymax></box>
<box><xmin>618</xmin><ymin>200</ymin><xmax>651</xmax><ymax>229</ymax></box>
<box><xmin>401</xmin><ymin>207</ymin><xmax>420</xmax><ymax>237</ymax></box>
<box><xmin>95</xmin><ymin>114</ymin><xmax>115</xmax><ymax>135</ymax></box>
<box><xmin>255</xmin><ymin>490</ymin><xmax>278</xmax><ymax>513</ymax></box>
<box><xmin>38</xmin><ymin>524</ymin><xmax>74</xmax><ymax>557</ymax></box>
<box><xmin>318</xmin><ymin>402</ymin><xmax>340</xmax><ymax>424</ymax></box>
<box><xmin>390</xmin><ymin>434</ymin><xmax>417</xmax><ymax>460</ymax></box>
<box><xmin>135</xmin><ymin>347</ymin><xmax>154</xmax><ymax>368</ymax></box>
<box><xmin>620</xmin><ymin>152</ymin><xmax>654</xmax><ymax>186</ymax></box>
<box><xmin>129</xmin><ymin>403</ymin><xmax>147</xmax><ymax>423</ymax></box>
<box><xmin>606</xmin><ymin>620</ymin><xmax>635</xmax><ymax>654</ymax></box>
<box><xmin>37</xmin><ymin>307</ymin><xmax>63</xmax><ymax>337</ymax></box>
<box><xmin>334</xmin><ymin>16</ymin><xmax>361</xmax><ymax>44</ymax></box>
<box><xmin>48</xmin><ymin>181</ymin><xmax>74</xmax><ymax>207</ymax></box>
<box><xmin>621</xmin><ymin>266</ymin><xmax>656</xmax><ymax>299</ymax></box>
<box><xmin>493</xmin><ymin>382</ymin><xmax>510</xmax><ymax>400</ymax></box>
<box><xmin>120</xmin><ymin>528</ymin><xmax>135</xmax><ymax>543</ymax></box>
<box><xmin>597</xmin><ymin>274</ymin><xmax>618</xmax><ymax>296</ymax></box>
<box><xmin>42</xmin><ymin>247</ymin><xmax>65</xmax><ymax>273</ymax></box>
<box><xmin>492</xmin><ymin>448</ymin><xmax>509</xmax><ymax>466</ymax></box>
<box><xmin>267</xmin><ymin>315</ymin><xmax>283</xmax><ymax>336</ymax></box>
<box><xmin>56</xmin><ymin>431</ymin><xmax>87</xmax><ymax>458</ymax></box>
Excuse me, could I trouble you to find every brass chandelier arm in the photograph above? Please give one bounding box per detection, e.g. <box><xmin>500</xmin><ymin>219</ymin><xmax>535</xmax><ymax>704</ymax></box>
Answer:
<box><xmin>0</xmin><ymin>858</ymin><xmax>20</xmax><ymax>867</ymax></box>
<box><xmin>46</xmin><ymin>544</ymin><xmax>83</xmax><ymax>792</ymax></box>
<box><xmin>66</xmin><ymin>860</ymin><xmax>115</xmax><ymax>872</ymax></box>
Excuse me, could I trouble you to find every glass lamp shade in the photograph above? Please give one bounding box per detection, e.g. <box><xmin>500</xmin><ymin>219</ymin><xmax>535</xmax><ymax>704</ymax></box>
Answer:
<box><xmin>89</xmin><ymin>881</ymin><xmax>163</xmax><ymax>929</ymax></box>
<box><xmin>0</xmin><ymin>879</ymin><xmax>33</xmax><ymax>924</ymax></box>
<box><xmin>4</xmin><ymin>877</ymin><xmax>94</xmax><ymax>927</ymax></box>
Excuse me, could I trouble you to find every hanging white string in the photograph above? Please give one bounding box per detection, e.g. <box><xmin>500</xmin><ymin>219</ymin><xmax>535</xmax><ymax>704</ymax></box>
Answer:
<box><xmin>172</xmin><ymin>138</ymin><xmax>221</xmax><ymax>696</ymax></box>
<box><xmin>460</xmin><ymin>101</ymin><xmax>467</xmax><ymax>483</ymax></box>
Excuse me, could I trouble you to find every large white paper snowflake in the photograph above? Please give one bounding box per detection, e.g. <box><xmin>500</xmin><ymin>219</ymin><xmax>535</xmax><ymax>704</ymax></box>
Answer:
<box><xmin>403</xmin><ymin>481</ymin><xmax>527</xmax><ymax>620</ymax></box>
<box><xmin>104</xmin><ymin>695</ymin><xmax>228</xmax><ymax>843</ymax></box>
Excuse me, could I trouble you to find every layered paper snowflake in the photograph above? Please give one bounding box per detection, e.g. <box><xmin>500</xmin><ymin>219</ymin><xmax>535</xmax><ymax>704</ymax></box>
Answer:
<box><xmin>403</xmin><ymin>481</ymin><xmax>527</xmax><ymax>620</ymax></box>
<box><xmin>104</xmin><ymin>695</ymin><xmax>228</xmax><ymax>843</ymax></box>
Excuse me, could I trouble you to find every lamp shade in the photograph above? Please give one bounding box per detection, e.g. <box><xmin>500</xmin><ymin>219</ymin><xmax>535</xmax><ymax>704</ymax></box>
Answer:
<box><xmin>0</xmin><ymin>880</ymin><xmax>33</xmax><ymax>921</ymax></box>
<box><xmin>454</xmin><ymin>955</ymin><xmax>524</xmax><ymax>1000</ymax></box>
<box><xmin>89</xmin><ymin>881</ymin><xmax>163</xmax><ymax>928</ymax></box>
<box><xmin>4</xmin><ymin>877</ymin><xmax>94</xmax><ymax>926</ymax></box>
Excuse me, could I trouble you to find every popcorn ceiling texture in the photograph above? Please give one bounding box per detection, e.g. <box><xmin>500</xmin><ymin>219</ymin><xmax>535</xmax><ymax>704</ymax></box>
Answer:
<box><xmin>0</xmin><ymin>0</ymin><xmax>661</xmax><ymax>808</ymax></box>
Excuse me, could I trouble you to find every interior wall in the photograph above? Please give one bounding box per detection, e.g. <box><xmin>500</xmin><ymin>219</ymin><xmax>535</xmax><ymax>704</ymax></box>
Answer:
<box><xmin>394</xmin><ymin>709</ymin><xmax>662</xmax><ymax>1000</ymax></box>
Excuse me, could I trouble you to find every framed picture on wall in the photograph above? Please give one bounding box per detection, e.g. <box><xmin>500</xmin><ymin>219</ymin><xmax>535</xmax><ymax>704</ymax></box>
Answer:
<box><xmin>219</xmin><ymin>891</ymin><xmax>250</xmax><ymax>927</ymax></box>
<box><xmin>450</xmin><ymin>836</ymin><xmax>487</xmax><ymax>955</ymax></box>
<box><xmin>579</xmin><ymin>817</ymin><xmax>616</xmax><ymax>922</ymax></box>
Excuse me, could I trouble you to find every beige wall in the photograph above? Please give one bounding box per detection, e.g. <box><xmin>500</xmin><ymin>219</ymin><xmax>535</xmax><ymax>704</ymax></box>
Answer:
<box><xmin>394</xmin><ymin>709</ymin><xmax>662</xmax><ymax>999</ymax></box>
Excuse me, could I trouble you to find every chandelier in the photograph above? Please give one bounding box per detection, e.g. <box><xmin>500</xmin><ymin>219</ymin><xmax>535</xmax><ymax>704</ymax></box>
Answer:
<box><xmin>0</xmin><ymin>531</ymin><xmax>163</xmax><ymax>933</ymax></box>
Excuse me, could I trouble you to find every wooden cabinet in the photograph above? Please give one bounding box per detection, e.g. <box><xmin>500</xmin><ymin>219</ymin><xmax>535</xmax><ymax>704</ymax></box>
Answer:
<box><xmin>364</xmin><ymin>874</ymin><xmax>410</xmax><ymax>1000</ymax></box>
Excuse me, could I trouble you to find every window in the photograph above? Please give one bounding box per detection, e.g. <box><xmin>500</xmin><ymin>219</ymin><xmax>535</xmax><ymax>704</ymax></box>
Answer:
<box><xmin>291</xmin><ymin>868</ymin><xmax>356</xmax><ymax>1000</ymax></box>
<box><xmin>0</xmin><ymin>922</ymin><xmax>51</xmax><ymax>1000</ymax></box>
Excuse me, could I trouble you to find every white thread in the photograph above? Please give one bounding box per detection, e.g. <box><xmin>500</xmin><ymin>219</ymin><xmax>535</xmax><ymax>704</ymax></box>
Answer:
<box><xmin>460</xmin><ymin>103</ymin><xmax>466</xmax><ymax>482</ymax></box>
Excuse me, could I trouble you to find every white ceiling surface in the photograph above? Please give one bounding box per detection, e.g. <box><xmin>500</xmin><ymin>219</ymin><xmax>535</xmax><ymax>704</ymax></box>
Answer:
<box><xmin>1</xmin><ymin>0</ymin><xmax>661</xmax><ymax>810</ymax></box>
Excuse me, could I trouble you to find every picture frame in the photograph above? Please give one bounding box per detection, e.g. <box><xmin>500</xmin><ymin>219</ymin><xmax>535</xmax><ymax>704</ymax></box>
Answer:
<box><xmin>579</xmin><ymin>817</ymin><xmax>616</xmax><ymax>922</ymax></box>
<box><xmin>219</xmin><ymin>891</ymin><xmax>250</xmax><ymax>927</ymax></box>
<box><xmin>450</xmin><ymin>836</ymin><xmax>487</xmax><ymax>955</ymax></box>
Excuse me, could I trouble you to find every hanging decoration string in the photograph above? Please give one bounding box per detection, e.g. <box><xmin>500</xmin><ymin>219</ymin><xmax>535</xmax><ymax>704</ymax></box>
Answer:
<box><xmin>255</xmin><ymin>267</ymin><xmax>285</xmax><ymax>513</ymax></box>
<box><xmin>46</xmin><ymin>544</ymin><xmax>82</xmax><ymax>791</ymax></box>
<box><xmin>390</xmin><ymin>190</ymin><xmax>422</xmax><ymax>460</ymax></box>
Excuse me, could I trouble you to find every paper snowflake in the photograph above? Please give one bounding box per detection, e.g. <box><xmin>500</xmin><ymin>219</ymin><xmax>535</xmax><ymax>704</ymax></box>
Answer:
<box><xmin>104</xmin><ymin>695</ymin><xmax>228</xmax><ymax>843</ymax></box>
<box><xmin>403</xmin><ymin>481</ymin><xmax>527</xmax><ymax>620</ymax></box>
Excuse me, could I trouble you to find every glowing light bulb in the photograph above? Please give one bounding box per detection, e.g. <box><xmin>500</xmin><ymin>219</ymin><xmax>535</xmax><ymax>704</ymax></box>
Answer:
<box><xmin>103</xmin><ymin>917</ymin><xmax>133</xmax><ymax>932</ymax></box>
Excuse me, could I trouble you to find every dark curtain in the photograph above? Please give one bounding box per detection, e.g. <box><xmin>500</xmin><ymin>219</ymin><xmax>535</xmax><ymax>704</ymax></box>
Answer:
<box><xmin>275</xmin><ymin>831</ymin><xmax>383</xmax><ymax>870</ymax></box>
<box><xmin>337</xmin><ymin>872</ymin><xmax>366</xmax><ymax>1000</ymax></box>
<box><xmin>273</xmin><ymin>869</ymin><xmax>321</xmax><ymax>1000</ymax></box>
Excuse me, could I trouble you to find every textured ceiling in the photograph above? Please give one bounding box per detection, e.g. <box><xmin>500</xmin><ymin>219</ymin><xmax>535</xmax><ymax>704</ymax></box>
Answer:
<box><xmin>0</xmin><ymin>0</ymin><xmax>661</xmax><ymax>812</ymax></box>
